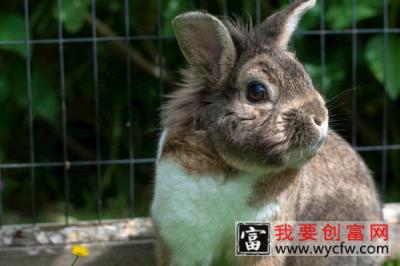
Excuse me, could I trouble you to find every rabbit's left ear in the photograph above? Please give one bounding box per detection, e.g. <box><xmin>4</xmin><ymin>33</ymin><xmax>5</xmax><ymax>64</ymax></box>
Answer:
<box><xmin>172</xmin><ymin>12</ymin><xmax>236</xmax><ymax>81</ymax></box>
<box><xmin>258</xmin><ymin>0</ymin><xmax>316</xmax><ymax>49</ymax></box>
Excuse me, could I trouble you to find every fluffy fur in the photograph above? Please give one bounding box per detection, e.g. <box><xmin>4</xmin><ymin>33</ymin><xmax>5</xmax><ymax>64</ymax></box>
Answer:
<box><xmin>152</xmin><ymin>157</ymin><xmax>280</xmax><ymax>265</ymax></box>
<box><xmin>152</xmin><ymin>1</ymin><xmax>383</xmax><ymax>265</ymax></box>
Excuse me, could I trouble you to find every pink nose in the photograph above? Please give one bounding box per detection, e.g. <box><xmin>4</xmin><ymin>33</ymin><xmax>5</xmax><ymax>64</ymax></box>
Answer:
<box><xmin>318</xmin><ymin>119</ymin><xmax>329</xmax><ymax>140</ymax></box>
<box><xmin>310</xmin><ymin>115</ymin><xmax>328</xmax><ymax>141</ymax></box>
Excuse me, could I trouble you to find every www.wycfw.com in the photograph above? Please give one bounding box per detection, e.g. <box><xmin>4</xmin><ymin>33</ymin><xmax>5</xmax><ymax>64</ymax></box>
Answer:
<box><xmin>273</xmin><ymin>242</ymin><xmax>389</xmax><ymax>257</ymax></box>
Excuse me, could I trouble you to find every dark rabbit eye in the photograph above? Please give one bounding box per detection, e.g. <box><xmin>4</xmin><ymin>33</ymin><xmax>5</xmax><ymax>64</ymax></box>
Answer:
<box><xmin>246</xmin><ymin>83</ymin><xmax>269</xmax><ymax>102</ymax></box>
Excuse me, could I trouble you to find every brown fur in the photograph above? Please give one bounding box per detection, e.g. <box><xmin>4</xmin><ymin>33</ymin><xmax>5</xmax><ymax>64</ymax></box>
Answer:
<box><xmin>161</xmin><ymin>131</ymin><xmax>238</xmax><ymax>177</ymax></box>
<box><xmin>153</xmin><ymin>1</ymin><xmax>383</xmax><ymax>265</ymax></box>
<box><xmin>248</xmin><ymin>168</ymin><xmax>300</xmax><ymax>209</ymax></box>
<box><xmin>256</xmin><ymin>0</ymin><xmax>315</xmax><ymax>48</ymax></box>
<box><xmin>242</xmin><ymin>132</ymin><xmax>382</xmax><ymax>266</ymax></box>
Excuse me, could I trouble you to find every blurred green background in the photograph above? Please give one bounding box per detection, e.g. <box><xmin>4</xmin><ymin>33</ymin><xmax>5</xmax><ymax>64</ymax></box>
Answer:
<box><xmin>0</xmin><ymin>0</ymin><xmax>399</xmax><ymax>225</ymax></box>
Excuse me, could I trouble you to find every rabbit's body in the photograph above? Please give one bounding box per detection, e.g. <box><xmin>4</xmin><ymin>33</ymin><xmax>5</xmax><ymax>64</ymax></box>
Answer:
<box><xmin>152</xmin><ymin>131</ymin><xmax>382</xmax><ymax>266</ymax></box>
<box><xmin>152</xmin><ymin>133</ymin><xmax>281</xmax><ymax>266</ymax></box>
<box><xmin>151</xmin><ymin>0</ymin><xmax>383</xmax><ymax>265</ymax></box>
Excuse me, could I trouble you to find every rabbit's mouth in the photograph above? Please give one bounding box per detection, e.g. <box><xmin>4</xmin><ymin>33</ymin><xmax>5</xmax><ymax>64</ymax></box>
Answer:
<box><xmin>284</xmin><ymin>117</ymin><xmax>329</xmax><ymax>167</ymax></box>
<box><xmin>285</xmin><ymin>138</ymin><xmax>325</xmax><ymax>168</ymax></box>
<box><xmin>214</xmin><ymin>131</ymin><xmax>327</xmax><ymax>173</ymax></box>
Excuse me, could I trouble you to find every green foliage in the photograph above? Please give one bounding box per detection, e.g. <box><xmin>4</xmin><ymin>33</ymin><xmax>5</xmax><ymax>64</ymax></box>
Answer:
<box><xmin>26</xmin><ymin>72</ymin><xmax>59</xmax><ymax>122</ymax></box>
<box><xmin>0</xmin><ymin>74</ymin><xmax>7</xmax><ymax>101</ymax></box>
<box><xmin>162</xmin><ymin>0</ymin><xmax>189</xmax><ymax>35</ymax></box>
<box><xmin>326</xmin><ymin>0</ymin><xmax>383</xmax><ymax>29</ymax></box>
<box><xmin>0</xmin><ymin>14</ymin><xmax>27</xmax><ymax>57</ymax></box>
<box><xmin>365</xmin><ymin>35</ymin><xmax>400</xmax><ymax>100</ymax></box>
<box><xmin>55</xmin><ymin>0</ymin><xmax>91</xmax><ymax>33</ymax></box>
<box><xmin>384</xmin><ymin>256</ymin><xmax>400</xmax><ymax>266</ymax></box>
<box><xmin>0</xmin><ymin>65</ymin><xmax>58</xmax><ymax>123</ymax></box>
<box><xmin>305</xmin><ymin>62</ymin><xmax>346</xmax><ymax>97</ymax></box>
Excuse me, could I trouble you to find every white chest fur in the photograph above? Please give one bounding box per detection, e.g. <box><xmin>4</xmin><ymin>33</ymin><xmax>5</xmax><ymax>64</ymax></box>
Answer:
<box><xmin>151</xmin><ymin>158</ymin><xmax>280</xmax><ymax>265</ymax></box>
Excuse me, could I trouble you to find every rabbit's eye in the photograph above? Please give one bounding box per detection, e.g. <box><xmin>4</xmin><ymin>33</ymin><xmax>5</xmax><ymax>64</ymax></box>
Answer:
<box><xmin>246</xmin><ymin>83</ymin><xmax>269</xmax><ymax>102</ymax></box>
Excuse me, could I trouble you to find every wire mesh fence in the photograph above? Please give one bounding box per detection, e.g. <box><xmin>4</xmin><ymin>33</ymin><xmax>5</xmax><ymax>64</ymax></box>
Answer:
<box><xmin>0</xmin><ymin>0</ymin><xmax>399</xmax><ymax>227</ymax></box>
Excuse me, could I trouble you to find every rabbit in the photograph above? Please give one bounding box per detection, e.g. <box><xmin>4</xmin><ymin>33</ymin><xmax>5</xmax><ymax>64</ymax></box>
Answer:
<box><xmin>151</xmin><ymin>0</ymin><xmax>384</xmax><ymax>265</ymax></box>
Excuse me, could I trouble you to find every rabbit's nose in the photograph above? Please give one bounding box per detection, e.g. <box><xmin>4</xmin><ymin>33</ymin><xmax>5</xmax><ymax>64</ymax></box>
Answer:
<box><xmin>311</xmin><ymin>116</ymin><xmax>328</xmax><ymax>140</ymax></box>
<box><xmin>312</xmin><ymin>117</ymin><xmax>322</xmax><ymax>126</ymax></box>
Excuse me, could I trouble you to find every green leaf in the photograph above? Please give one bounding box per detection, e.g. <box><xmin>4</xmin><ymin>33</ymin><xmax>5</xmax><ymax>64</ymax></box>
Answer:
<box><xmin>326</xmin><ymin>0</ymin><xmax>382</xmax><ymax>29</ymax></box>
<box><xmin>304</xmin><ymin>62</ymin><xmax>346</xmax><ymax>97</ymax></box>
<box><xmin>31</xmin><ymin>73</ymin><xmax>59</xmax><ymax>122</ymax></box>
<box><xmin>0</xmin><ymin>75</ymin><xmax>7</xmax><ymax>102</ymax></box>
<box><xmin>364</xmin><ymin>35</ymin><xmax>400</xmax><ymax>100</ymax></box>
<box><xmin>0</xmin><ymin>14</ymin><xmax>27</xmax><ymax>57</ymax></box>
<box><xmin>15</xmin><ymin>72</ymin><xmax>59</xmax><ymax>123</ymax></box>
<box><xmin>162</xmin><ymin>0</ymin><xmax>188</xmax><ymax>35</ymax></box>
<box><xmin>56</xmin><ymin>0</ymin><xmax>91</xmax><ymax>33</ymax></box>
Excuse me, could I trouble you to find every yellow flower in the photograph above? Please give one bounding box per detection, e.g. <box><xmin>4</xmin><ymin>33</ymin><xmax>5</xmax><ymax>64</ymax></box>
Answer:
<box><xmin>71</xmin><ymin>245</ymin><xmax>90</xmax><ymax>257</ymax></box>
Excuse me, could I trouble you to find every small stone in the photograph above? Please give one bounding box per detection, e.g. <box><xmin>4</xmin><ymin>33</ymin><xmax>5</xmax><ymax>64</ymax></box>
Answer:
<box><xmin>2</xmin><ymin>236</ymin><xmax>12</xmax><ymax>245</ymax></box>
<box><xmin>49</xmin><ymin>233</ymin><xmax>64</xmax><ymax>244</ymax></box>
<box><xmin>35</xmin><ymin>231</ymin><xmax>49</xmax><ymax>245</ymax></box>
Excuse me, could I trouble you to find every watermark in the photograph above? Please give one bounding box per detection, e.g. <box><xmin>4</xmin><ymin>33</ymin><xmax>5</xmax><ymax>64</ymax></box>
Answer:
<box><xmin>236</xmin><ymin>222</ymin><xmax>271</xmax><ymax>255</ymax></box>
<box><xmin>235</xmin><ymin>221</ymin><xmax>391</xmax><ymax>257</ymax></box>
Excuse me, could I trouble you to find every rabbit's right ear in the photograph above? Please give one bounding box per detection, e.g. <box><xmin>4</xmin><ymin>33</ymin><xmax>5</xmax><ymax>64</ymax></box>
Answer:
<box><xmin>257</xmin><ymin>0</ymin><xmax>316</xmax><ymax>49</ymax></box>
<box><xmin>173</xmin><ymin>12</ymin><xmax>236</xmax><ymax>82</ymax></box>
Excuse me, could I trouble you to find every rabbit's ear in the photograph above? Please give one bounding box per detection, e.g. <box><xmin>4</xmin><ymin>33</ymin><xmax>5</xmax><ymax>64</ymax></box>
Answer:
<box><xmin>173</xmin><ymin>12</ymin><xmax>236</xmax><ymax>80</ymax></box>
<box><xmin>258</xmin><ymin>0</ymin><xmax>316</xmax><ymax>49</ymax></box>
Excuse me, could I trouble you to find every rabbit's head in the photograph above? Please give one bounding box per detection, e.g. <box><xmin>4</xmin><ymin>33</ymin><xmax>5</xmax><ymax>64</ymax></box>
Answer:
<box><xmin>163</xmin><ymin>0</ymin><xmax>328</xmax><ymax>172</ymax></box>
